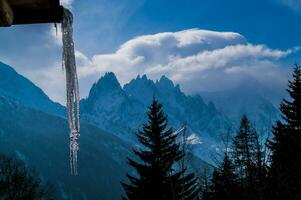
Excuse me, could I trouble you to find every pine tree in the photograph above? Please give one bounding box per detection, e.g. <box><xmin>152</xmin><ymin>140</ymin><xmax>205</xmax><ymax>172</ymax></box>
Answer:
<box><xmin>209</xmin><ymin>154</ymin><xmax>239</xmax><ymax>200</ymax></box>
<box><xmin>232</xmin><ymin>115</ymin><xmax>264</xmax><ymax>199</ymax></box>
<box><xmin>253</xmin><ymin>131</ymin><xmax>267</xmax><ymax>200</ymax></box>
<box><xmin>267</xmin><ymin>65</ymin><xmax>301</xmax><ymax>200</ymax></box>
<box><xmin>232</xmin><ymin>115</ymin><xmax>257</xmax><ymax>182</ymax></box>
<box><xmin>202</xmin><ymin>129</ymin><xmax>239</xmax><ymax>200</ymax></box>
<box><xmin>0</xmin><ymin>154</ymin><xmax>53</xmax><ymax>200</ymax></box>
<box><xmin>121</xmin><ymin>98</ymin><xmax>198</xmax><ymax>200</ymax></box>
<box><xmin>199</xmin><ymin>168</ymin><xmax>212</xmax><ymax>200</ymax></box>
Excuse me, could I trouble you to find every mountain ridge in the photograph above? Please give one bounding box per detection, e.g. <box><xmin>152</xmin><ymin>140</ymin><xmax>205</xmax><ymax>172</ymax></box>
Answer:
<box><xmin>0</xmin><ymin>94</ymin><xmax>132</xmax><ymax>199</ymax></box>
<box><xmin>82</xmin><ymin>72</ymin><xmax>231</xmax><ymax>136</ymax></box>
<box><xmin>81</xmin><ymin>72</ymin><xmax>232</xmax><ymax>163</ymax></box>
<box><xmin>0</xmin><ymin>62</ymin><xmax>65</xmax><ymax>117</ymax></box>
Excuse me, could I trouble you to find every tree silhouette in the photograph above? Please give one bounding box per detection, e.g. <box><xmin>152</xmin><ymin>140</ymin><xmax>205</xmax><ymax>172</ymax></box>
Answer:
<box><xmin>268</xmin><ymin>65</ymin><xmax>301</xmax><ymax>200</ymax></box>
<box><xmin>0</xmin><ymin>154</ymin><xmax>53</xmax><ymax>200</ymax></box>
<box><xmin>232</xmin><ymin>115</ymin><xmax>258</xmax><ymax>184</ymax></box>
<box><xmin>232</xmin><ymin>115</ymin><xmax>265</xmax><ymax>199</ymax></box>
<box><xmin>203</xmin><ymin>129</ymin><xmax>239</xmax><ymax>200</ymax></box>
<box><xmin>121</xmin><ymin>98</ymin><xmax>198</xmax><ymax>200</ymax></box>
<box><xmin>208</xmin><ymin>154</ymin><xmax>239</xmax><ymax>200</ymax></box>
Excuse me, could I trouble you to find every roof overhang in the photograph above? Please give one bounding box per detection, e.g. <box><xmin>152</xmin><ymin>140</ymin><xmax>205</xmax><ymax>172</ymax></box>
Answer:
<box><xmin>0</xmin><ymin>0</ymin><xmax>63</xmax><ymax>26</ymax></box>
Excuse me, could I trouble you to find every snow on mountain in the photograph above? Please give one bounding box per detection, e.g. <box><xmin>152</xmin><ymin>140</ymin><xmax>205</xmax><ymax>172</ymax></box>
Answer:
<box><xmin>81</xmin><ymin>72</ymin><xmax>145</xmax><ymax>141</ymax></box>
<box><xmin>124</xmin><ymin>74</ymin><xmax>231</xmax><ymax>138</ymax></box>
<box><xmin>81</xmin><ymin>72</ymin><xmax>232</xmax><ymax>163</ymax></box>
<box><xmin>82</xmin><ymin>72</ymin><xmax>232</xmax><ymax>137</ymax></box>
<box><xmin>0</xmin><ymin>62</ymin><xmax>65</xmax><ymax>117</ymax></box>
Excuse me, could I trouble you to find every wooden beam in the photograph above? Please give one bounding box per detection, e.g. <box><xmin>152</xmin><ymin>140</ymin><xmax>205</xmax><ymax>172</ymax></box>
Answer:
<box><xmin>0</xmin><ymin>0</ymin><xmax>14</xmax><ymax>26</ymax></box>
<box><xmin>12</xmin><ymin>7</ymin><xmax>63</xmax><ymax>25</ymax></box>
<box><xmin>7</xmin><ymin>0</ymin><xmax>60</xmax><ymax>10</ymax></box>
<box><xmin>0</xmin><ymin>0</ymin><xmax>63</xmax><ymax>26</ymax></box>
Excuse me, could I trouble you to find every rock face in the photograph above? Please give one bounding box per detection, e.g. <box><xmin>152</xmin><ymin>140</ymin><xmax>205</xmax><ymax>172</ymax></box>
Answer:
<box><xmin>81</xmin><ymin>73</ymin><xmax>231</xmax><ymax>140</ymax></box>
<box><xmin>80</xmin><ymin>72</ymin><xmax>232</xmax><ymax>163</ymax></box>
<box><xmin>80</xmin><ymin>72</ymin><xmax>145</xmax><ymax>141</ymax></box>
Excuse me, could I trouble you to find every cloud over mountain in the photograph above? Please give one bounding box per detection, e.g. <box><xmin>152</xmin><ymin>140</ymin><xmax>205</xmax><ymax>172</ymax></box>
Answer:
<box><xmin>76</xmin><ymin>29</ymin><xmax>297</xmax><ymax>98</ymax></box>
<box><xmin>2</xmin><ymin>0</ymin><xmax>301</xmax><ymax>104</ymax></box>
<box><xmin>12</xmin><ymin>28</ymin><xmax>297</xmax><ymax>103</ymax></box>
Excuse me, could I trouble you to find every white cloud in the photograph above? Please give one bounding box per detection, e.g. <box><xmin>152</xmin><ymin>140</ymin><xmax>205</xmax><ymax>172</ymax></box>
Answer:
<box><xmin>74</xmin><ymin>29</ymin><xmax>297</xmax><ymax>97</ymax></box>
<box><xmin>29</xmin><ymin>28</ymin><xmax>297</xmax><ymax>103</ymax></box>
<box><xmin>23</xmin><ymin>62</ymin><xmax>66</xmax><ymax>104</ymax></box>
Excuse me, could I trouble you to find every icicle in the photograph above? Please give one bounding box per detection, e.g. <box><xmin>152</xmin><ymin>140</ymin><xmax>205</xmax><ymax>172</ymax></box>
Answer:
<box><xmin>61</xmin><ymin>8</ymin><xmax>80</xmax><ymax>176</ymax></box>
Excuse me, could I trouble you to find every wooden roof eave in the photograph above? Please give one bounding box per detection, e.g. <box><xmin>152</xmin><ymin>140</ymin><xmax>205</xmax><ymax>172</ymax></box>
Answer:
<box><xmin>0</xmin><ymin>0</ymin><xmax>64</xmax><ymax>26</ymax></box>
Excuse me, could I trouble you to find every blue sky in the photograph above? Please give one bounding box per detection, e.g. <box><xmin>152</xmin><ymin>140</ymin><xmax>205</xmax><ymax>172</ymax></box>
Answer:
<box><xmin>73</xmin><ymin>0</ymin><xmax>301</xmax><ymax>53</ymax></box>
<box><xmin>0</xmin><ymin>0</ymin><xmax>300</xmax><ymax>103</ymax></box>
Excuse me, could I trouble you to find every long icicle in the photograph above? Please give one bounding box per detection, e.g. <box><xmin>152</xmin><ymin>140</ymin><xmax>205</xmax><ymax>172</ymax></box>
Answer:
<box><xmin>62</xmin><ymin>8</ymin><xmax>80</xmax><ymax>176</ymax></box>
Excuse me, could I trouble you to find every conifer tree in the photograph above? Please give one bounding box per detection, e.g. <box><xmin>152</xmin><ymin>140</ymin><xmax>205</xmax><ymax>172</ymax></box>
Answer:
<box><xmin>232</xmin><ymin>115</ymin><xmax>257</xmax><ymax>182</ymax></box>
<box><xmin>268</xmin><ymin>65</ymin><xmax>301</xmax><ymax>200</ymax></box>
<box><xmin>122</xmin><ymin>98</ymin><xmax>198</xmax><ymax>200</ymax></box>
<box><xmin>232</xmin><ymin>115</ymin><xmax>264</xmax><ymax>199</ymax></box>
<box><xmin>202</xmin><ymin>129</ymin><xmax>239</xmax><ymax>200</ymax></box>
<box><xmin>0</xmin><ymin>154</ymin><xmax>53</xmax><ymax>200</ymax></box>
<box><xmin>199</xmin><ymin>168</ymin><xmax>212</xmax><ymax>200</ymax></box>
<box><xmin>208</xmin><ymin>154</ymin><xmax>239</xmax><ymax>200</ymax></box>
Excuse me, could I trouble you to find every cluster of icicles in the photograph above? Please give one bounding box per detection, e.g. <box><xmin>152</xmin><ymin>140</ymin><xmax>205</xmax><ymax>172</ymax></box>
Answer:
<box><xmin>61</xmin><ymin>9</ymin><xmax>80</xmax><ymax>176</ymax></box>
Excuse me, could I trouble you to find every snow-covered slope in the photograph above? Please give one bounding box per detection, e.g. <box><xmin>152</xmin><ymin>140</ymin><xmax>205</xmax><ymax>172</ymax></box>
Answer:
<box><xmin>81</xmin><ymin>73</ymin><xmax>232</xmax><ymax>162</ymax></box>
<box><xmin>124</xmin><ymin>75</ymin><xmax>231</xmax><ymax>138</ymax></box>
<box><xmin>82</xmin><ymin>73</ymin><xmax>231</xmax><ymax>137</ymax></box>
<box><xmin>81</xmin><ymin>72</ymin><xmax>145</xmax><ymax>141</ymax></box>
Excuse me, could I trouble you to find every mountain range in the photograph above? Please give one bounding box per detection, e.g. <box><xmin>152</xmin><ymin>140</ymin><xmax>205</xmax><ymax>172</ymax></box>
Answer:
<box><xmin>0</xmin><ymin>61</ymin><xmax>281</xmax><ymax>199</ymax></box>
<box><xmin>0</xmin><ymin>62</ymin><xmax>134</xmax><ymax>199</ymax></box>
<box><xmin>81</xmin><ymin>73</ymin><xmax>231</xmax><ymax>141</ymax></box>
